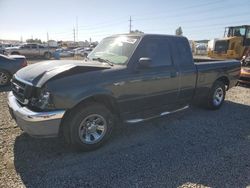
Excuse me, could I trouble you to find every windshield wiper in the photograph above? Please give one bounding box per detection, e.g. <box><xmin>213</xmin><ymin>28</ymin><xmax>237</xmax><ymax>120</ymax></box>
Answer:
<box><xmin>92</xmin><ymin>57</ymin><xmax>114</xmax><ymax>66</ymax></box>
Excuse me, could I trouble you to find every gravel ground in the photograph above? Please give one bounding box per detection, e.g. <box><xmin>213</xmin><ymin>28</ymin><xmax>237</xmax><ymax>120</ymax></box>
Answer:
<box><xmin>0</xmin><ymin>84</ymin><xmax>250</xmax><ymax>188</ymax></box>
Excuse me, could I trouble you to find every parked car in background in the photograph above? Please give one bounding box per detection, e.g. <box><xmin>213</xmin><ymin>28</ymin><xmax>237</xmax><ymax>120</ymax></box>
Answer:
<box><xmin>195</xmin><ymin>43</ymin><xmax>208</xmax><ymax>55</ymax></box>
<box><xmin>4</xmin><ymin>43</ymin><xmax>56</xmax><ymax>59</ymax></box>
<box><xmin>0</xmin><ymin>43</ymin><xmax>15</xmax><ymax>54</ymax></box>
<box><xmin>74</xmin><ymin>47</ymin><xmax>93</xmax><ymax>57</ymax></box>
<box><xmin>55</xmin><ymin>48</ymin><xmax>74</xmax><ymax>57</ymax></box>
<box><xmin>80</xmin><ymin>47</ymin><xmax>93</xmax><ymax>57</ymax></box>
<box><xmin>0</xmin><ymin>54</ymin><xmax>27</xmax><ymax>86</ymax></box>
<box><xmin>72</xmin><ymin>47</ymin><xmax>84</xmax><ymax>54</ymax></box>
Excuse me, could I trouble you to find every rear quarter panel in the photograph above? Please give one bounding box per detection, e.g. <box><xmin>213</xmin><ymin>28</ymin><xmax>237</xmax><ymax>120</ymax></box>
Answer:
<box><xmin>194</xmin><ymin>60</ymin><xmax>240</xmax><ymax>101</ymax></box>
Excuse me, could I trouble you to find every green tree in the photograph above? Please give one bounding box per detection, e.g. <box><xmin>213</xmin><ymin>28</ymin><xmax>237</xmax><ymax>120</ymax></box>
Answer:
<box><xmin>26</xmin><ymin>38</ymin><xmax>42</xmax><ymax>44</ymax></box>
<box><xmin>175</xmin><ymin>27</ymin><xmax>183</xmax><ymax>36</ymax></box>
<box><xmin>130</xmin><ymin>30</ymin><xmax>144</xmax><ymax>34</ymax></box>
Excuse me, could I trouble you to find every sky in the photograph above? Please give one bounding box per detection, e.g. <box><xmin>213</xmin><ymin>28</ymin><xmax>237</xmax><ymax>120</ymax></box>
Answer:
<box><xmin>0</xmin><ymin>0</ymin><xmax>250</xmax><ymax>42</ymax></box>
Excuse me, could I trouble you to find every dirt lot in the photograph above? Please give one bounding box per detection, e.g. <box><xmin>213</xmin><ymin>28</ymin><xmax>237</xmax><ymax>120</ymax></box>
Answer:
<box><xmin>0</xmin><ymin>81</ymin><xmax>250</xmax><ymax>187</ymax></box>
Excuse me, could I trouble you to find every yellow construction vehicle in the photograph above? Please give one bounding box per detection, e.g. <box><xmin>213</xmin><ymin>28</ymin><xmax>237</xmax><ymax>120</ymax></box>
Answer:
<box><xmin>208</xmin><ymin>25</ymin><xmax>250</xmax><ymax>62</ymax></box>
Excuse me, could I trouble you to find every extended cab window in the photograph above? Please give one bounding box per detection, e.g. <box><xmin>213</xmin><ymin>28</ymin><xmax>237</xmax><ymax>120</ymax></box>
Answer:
<box><xmin>169</xmin><ymin>38</ymin><xmax>193</xmax><ymax>67</ymax></box>
<box><xmin>31</xmin><ymin>44</ymin><xmax>38</xmax><ymax>49</ymax></box>
<box><xmin>141</xmin><ymin>38</ymin><xmax>172</xmax><ymax>67</ymax></box>
<box><xmin>21</xmin><ymin>45</ymin><xmax>30</xmax><ymax>49</ymax></box>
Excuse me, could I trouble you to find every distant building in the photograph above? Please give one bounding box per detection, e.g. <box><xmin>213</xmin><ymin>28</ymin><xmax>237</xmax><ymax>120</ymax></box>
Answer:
<box><xmin>78</xmin><ymin>40</ymin><xmax>90</xmax><ymax>47</ymax></box>
<box><xmin>47</xmin><ymin>40</ymin><xmax>58</xmax><ymax>47</ymax></box>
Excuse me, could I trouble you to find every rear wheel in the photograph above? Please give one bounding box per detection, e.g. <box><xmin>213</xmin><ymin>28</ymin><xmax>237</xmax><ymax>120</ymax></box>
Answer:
<box><xmin>206</xmin><ymin>81</ymin><xmax>226</xmax><ymax>110</ymax></box>
<box><xmin>0</xmin><ymin>69</ymin><xmax>11</xmax><ymax>86</ymax></box>
<box><xmin>11</xmin><ymin>51</ymin><xmax>20</xmax><ymax>55</ymax></box>
<box><xmin>44</xmin><ymin>52</ymin><xmax>52</xmax><ymax>59</ymax></box>
<box><xmin>63</xmin><ymin>103</ymin><xmax>114</xmax><ymax>151</ymax></box>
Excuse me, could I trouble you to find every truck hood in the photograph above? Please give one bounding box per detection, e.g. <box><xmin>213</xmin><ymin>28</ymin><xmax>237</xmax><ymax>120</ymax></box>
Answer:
<box><xmin>15</xmin><ymin>60</ymin><xmax>111</xmax><ymax>87</ymax></box>
<box><xmin>5</xmin><ymin>46</ymin><xmax>20</xmax><ymax>50</ymax></box>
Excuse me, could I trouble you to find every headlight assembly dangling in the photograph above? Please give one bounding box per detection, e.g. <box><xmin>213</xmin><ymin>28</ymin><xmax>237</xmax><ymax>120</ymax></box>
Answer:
<box><xmin>38</xmin><ymin>91</ymin><xmax>51</xmax><ymax>109</ymax></box>
<box><xmin>33</xmin><ymin>86</ymin><xmax>54</xmax><ymax>109</ymax></box>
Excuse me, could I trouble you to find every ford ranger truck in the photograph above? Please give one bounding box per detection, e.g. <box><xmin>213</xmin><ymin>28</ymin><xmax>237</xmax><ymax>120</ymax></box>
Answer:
<box><xmin>8</xmin><ymin>34</ymin><xmax>241</xmax><ymax>151</ymax></box>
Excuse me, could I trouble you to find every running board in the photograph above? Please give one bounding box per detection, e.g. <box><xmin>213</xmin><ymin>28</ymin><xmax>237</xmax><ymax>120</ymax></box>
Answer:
<box><xmin>126</xmin><ymin>105</ymin><xmax>189</xmax><ymax>124</ymax></box>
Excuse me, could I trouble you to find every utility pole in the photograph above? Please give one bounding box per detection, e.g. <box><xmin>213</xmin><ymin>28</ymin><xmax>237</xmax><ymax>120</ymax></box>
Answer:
<box><xmin>73</xmin><ymin>27</ymin><xmax>76</xmax><ymax>44</ymax></box>
<box><xmin>129</xmin><ymin>16</ymin><xmax>132</xmax><ymax>33</ymax></box>
<box><xmin>76</xmin><ymin>16</ymin><xmax>78</xmax><ymax>44</ymax></box>
<box><xmin>47</xmin><ymin>32</ymin><xmax>49</xmax><ymax>47</ymax></box>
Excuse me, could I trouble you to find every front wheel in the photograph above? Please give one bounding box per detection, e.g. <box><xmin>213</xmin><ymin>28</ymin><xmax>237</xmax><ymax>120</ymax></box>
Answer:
<box><xmin>63</xmin><ymin>103</ymin><xmax>114</xmax><ymax>151</ymax></box>
<box><xmin>206</xmin><ymin>81</ymin><xmax>226</xmax><ymax>110</ymax></box>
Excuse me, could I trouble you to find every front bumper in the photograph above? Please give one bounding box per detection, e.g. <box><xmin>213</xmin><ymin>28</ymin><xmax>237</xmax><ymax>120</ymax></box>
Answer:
<box><xmin>7</xmin><ymin>92</ymin><xmax>65</xmax><ymax>138</ymax></box>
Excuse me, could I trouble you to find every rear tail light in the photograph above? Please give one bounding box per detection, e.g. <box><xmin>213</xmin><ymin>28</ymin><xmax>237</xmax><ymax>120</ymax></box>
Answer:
<box><xmin>21</xmin><ymin>59</ymin><xmax>27</xmax><ymax>67</ymax></box>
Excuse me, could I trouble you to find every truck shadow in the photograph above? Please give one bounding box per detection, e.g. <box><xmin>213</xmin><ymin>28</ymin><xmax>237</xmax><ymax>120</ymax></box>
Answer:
<box><xmin>13</xmin><ymin>101</ymin><xmax>250</xmax><ymax>188</ymax></box>
<box><xmin>238</xmin><ymin>83</ymin><xmax>250</xmax><ymax>88</ymax></box>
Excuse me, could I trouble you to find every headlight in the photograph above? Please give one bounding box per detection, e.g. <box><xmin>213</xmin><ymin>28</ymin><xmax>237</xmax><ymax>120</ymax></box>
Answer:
<box><xmin>31</xmin><ymin>88</ymin><xmax>54</xmax><ymax>110</ymax></box>
<box><xmin>38</xmin><ymin>91</ymin><xmax>51</xmax><ymax>109</ymax></box>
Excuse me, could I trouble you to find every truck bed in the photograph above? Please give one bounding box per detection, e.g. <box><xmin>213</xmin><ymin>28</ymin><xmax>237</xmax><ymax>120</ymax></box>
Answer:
<box><xmin>193</xmin><ymin>59</ymin><xmax>241</xmax><ymax>103</ymax></box>
<box><xmin>193</xmin><ymin>56</ymin><xmax>226</xmax><ymax>63</ymax></box>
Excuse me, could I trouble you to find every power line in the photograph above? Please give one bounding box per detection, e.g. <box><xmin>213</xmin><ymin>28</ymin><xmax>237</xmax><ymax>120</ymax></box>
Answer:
<box><xmin>77</xmin><ymin>21</ymin><xmax>127</xmax><ymax>31</ymax></box>
<box><xmin>135</xmin><ymin>1</ymin><xmax>249</xmax><ymax>22</ymax></box>
<box><xmin>50</xmin><ymin>1</ymin><xmax>249</xmax><ymax>38</ymax></box>
<box><xmin>45</xmin><ymin>0</ymin><xmax>250</xmax><ymax>41</ymax></box>
<box><xmin>134</xmin><ymin>1</ymin><xmax>223</xmax><ymax>21</ymax></box>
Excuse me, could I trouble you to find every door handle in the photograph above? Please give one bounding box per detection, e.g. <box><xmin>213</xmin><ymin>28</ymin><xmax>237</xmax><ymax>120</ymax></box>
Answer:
<box><xmin>113</xmin><ymin>81</ymin><xmax>125</xmax><ymax>86</ymax></box>
<box><xmin>170</xmin><ymin>72</ymin><xmax>176</xmax><ymax>77</ymax></box>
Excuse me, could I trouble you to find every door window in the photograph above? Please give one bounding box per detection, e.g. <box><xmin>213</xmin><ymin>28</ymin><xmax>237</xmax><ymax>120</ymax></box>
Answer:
<box><xmin>141</xmin><ymin>38</ymin><xmax>172</xmax><ymax>67</ymax></box>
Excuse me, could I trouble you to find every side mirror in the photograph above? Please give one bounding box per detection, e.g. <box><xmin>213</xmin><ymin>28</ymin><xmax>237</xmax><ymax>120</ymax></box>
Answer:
<box><xmin>138</xmin><ymin>57</ymin><xmax>151</xmax><ymax>69</ymax></box>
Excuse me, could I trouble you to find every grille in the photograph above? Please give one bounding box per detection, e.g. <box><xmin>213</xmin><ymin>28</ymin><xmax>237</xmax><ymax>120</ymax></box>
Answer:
<box><xmin>11</xmin><ymin>77</ymin><xmax>29</xmax><ymax>104</ymax></box>
<box><xmin>214</xmin><ymin>40</ymin><xmax>229</xmax><ymax>53</ymax></box>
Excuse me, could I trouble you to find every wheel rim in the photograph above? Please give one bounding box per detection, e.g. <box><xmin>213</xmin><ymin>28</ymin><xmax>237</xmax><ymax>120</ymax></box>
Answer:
<box><xmin>78</xmin><ymin>114</ymin><xmax>107</xmax><ymax>144</ymax></box>
<box><xmin>213</xmin><ymin>87</ymin><xmax>224</xmax><ymax>106</ymax></box>
<box><xmin>45</xmin><ymin>53</ymin><xmax>51</xmax><ymax>59</ymax></box>
<box><xmin>0</xmin><ymin>72</ymin><xmax>8</xmax><ymax>85</ymax></box>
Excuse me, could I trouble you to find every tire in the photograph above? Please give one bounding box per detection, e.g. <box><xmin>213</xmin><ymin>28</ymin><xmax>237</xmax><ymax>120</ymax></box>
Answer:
<box><xmin>206</xmin><ymin>81</ymin><xmax>226</xmax><ymax>110</ymax></box>
<box><xmin>0</xmin><ymin>69</ymin><xmax>11</xmax><ymax>86</ymax></box>
<box><xmin>44</xmin><ymin>52</ymin><xmax>52</xmax><ymax>59</ymax></box>
<box><xmin>11</xmin><ymin>51</ymin><xmax>20</xmax><ymax>55</ymax></box>
<box><xmin>63</xmin><ymin>103</ymin><xmax>114</xmax><ymax>151</ymax></box>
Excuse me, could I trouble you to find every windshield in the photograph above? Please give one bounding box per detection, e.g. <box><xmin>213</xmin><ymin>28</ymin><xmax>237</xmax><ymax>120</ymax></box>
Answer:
<box><xmin>88</xmin><ymin>36</ymin><xmax>140</xmax><ymax>65</ymax></box>
<box><xmin>227</xmin><ymin>26</ymin><xmax>246</xmax><ymax>37</ymax></box>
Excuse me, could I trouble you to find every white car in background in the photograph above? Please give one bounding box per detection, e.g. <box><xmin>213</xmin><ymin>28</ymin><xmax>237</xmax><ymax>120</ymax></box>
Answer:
<box><xmin>55</xmin><ymin>48</ymin><xmax>74</xmax><ymax>57</ymax></box>
<box><xmin>74</xmin><ymin>47</ymin><xmax>93</xmax><ymax>57</ymax></box>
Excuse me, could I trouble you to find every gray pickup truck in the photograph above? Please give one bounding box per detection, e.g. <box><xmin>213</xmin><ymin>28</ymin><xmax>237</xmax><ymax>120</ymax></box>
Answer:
<box><xmin>8</xmin><ymin>34</ymin><xmax>241</xmax><ymax>151</ymax></box>
<box><xmin>5</xmin><ymin>43</ymin><xmax>55</xmax><ymax>59</ymax></box>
